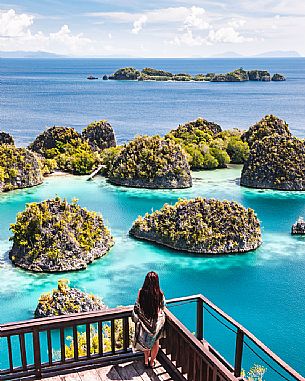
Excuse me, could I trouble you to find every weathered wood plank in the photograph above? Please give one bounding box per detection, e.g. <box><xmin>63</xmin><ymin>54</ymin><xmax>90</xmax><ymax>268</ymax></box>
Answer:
<box><xmin>115</xmin><ymin>361</ymin><xmax>143</xmax><ymax>381</ymax></box>
<box><xmin>59</xmin><ymin>373</ymin><xmax>82</xmax><ymax>381</ymax></box>
<box><xmin>96</xmin><ymin>365</ymin><xmax>123</xmax><ymax>381</ymax></box>
<box><xmin>42</xmin><ymin>376</ymin><xmax>62</xmax><ymax>381</ymax></box>
<box><xmin>78</xmin><ymin>369</ymin><xmax>101</xmax><ymax>381</ymax></box>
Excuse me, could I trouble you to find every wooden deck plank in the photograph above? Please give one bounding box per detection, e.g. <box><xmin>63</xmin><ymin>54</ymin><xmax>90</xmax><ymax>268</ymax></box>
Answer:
<box><xmin>78</xmin><ymin>369</ymin><xmax>102</xmax><ymax>381</ymax></box>
<box><xmin>115</xmin><ymin>361</ymin><xmax>143</xmax><ymax>381</ymax></box>
<box><xmin>96</xmin><ymin>364</ymin><xmax>123</xmax><ymax>381</ymax></box>
<box><xmin>60</xmin><ymin>372</ymin><xmax>82</xmax><ymax>381</ymax></box>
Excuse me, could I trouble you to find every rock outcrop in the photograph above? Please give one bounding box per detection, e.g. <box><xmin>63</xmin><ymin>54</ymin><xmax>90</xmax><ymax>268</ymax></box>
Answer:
<box><xmin>240</xmin><ymin>136</ymin><xmax>305</xmax><ymax>190</ymax></box>
<box><xmin>0</xmin><ymin>132</ymin><xmax>14</xmax><ymax>145</ymax></box>
<box><xmin>29</xmin><ymin>126</ymin><xmax>100</xmax><ymax>175</ymax></box>
<box><xmin>35</xmin><ymin>279</ymin><xmax>106</xmax><ymax>317</ymax></box>
<box><xmin>29</xmin><ymin>126</ymin><xmax>81</xmax><ymax>155</ymax></box>
<box><xmin>108</xmin><ymin>135</ymin><xmax>192</xmax><ymax>189</ymax></box>
<box><xmin>272</xmin><ymin>73</ymin><xmax>286</xmax><ymax>81</ymax></box>
<box><xmin>130</xmin><ymin>197</ymin><xmax>262</xmax><ymax>254</ymax></box>
<box><xmin>9</xmin><ymin>197</ymin><xmax>114</xmax><ymax>272</ymax></box>
<box><xmin>0</xmin><ymin>145</ymin><xmax>43</xmax><ymax>192</ymax></box>
<box><xmin>242</xmin><ymin>115</ymin><xmax>291</xmax><ymax>147</ymax></box>
<box><xmin>291</xmin><ymin>217</ymin><xmax>305</xmax><ymax>235</ymax></box>
<box><xmin>109</xmin><ymin>67</ymin><xmax>141</xmax><ymax>80</ymax></box>
<box><xmin>247</xmin><ymin>70</ymin><xmax>271</xmax><ymax>81</ymax></box>
<box><xmin>82</xmin><ymin>120</ymin><xmax>116</xmax><ymax>150</ymax></box>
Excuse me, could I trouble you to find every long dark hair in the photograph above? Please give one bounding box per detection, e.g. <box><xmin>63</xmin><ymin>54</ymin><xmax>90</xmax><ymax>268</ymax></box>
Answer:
<box><xmin>139</xmin><ymin>271</ymin><xmax>164</xmax><ymax>320</ymax></box>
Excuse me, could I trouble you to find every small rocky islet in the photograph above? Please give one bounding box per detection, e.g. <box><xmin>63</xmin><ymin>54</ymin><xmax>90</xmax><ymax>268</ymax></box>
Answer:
<box><xmin>9</xmin><ymin>197</ymin><xmax>114</xmax><ymax>272</ymax></box>
<box><xmin>35</xmin><ymin>279</ymin><xmax>106</xmax><ymax>317</ymax></box>
<box><xmin>107</xmin><ymin>135</ymin><xmax>192</xmax><ymax>189</ymax></box>
<box><xmin>240</xmin><ymin>115</ymin><xmax>305</xmax><ymax>190</ymax></box>
<box><xmin>130</xmin><ymin>197</ymin><xmax>262</xmax><ymax>254</ymax></box>
<box><xmin>104</xmin><ymin>67</ymin><xmax>286</xmax><ymax>82</ymax></box>
<box><xmin>291</xmin><ymin>217</ymin><xmax>305</xmax><ymax>235</ymax></box>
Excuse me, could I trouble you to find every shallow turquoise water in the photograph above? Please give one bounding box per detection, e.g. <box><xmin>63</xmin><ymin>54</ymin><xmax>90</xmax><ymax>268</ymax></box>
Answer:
<box><xmin>0</xmin><ymin>167</ymin><xmax>305</xmax><ymax>376</ymax></box>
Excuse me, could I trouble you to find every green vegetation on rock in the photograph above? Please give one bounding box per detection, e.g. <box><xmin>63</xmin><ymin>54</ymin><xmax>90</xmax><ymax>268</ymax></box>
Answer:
<box><xmin>108</xmin><ymin>67</ymin><xmax>284</xmax><ymax>82</ymax></box>
<box><xmin>109</xmin><ymin>67</ymin><xmax>141</xmax><ymax>80</ymax></box>
<box><xmin>29</xmin><ymin>126</ymin><xmax>100</xmax><ymax>175</ymax></box>
<box><xmin>82</xmin><ymin>120</ymin><xmax>116</xmax><ymax>150</ymax></box>
<box><xmin>0</xmin><ymin>132</ymin><xmax>14</xmax><ymax>145</ymax></box>
<box><xmin>108</xmin><ymin>135</ymin><xmax>192</xmax><ymax>189</ymax></box>
<box><xmin>242</xmin><ymin>115</ymin><xmax>291</xmax><ymax>147</ymax></box>
<box><xmin>0</xmin><ymin>145</ymin><xmax>43</xmax><ymax>192</ymax></box>
<box><xmin>241</xmin><ymin>135</ymin><xmax>305</xmax><ymax>190</ymax></box>
<box><xmin>35</xmin><ymin>279</ymin><xmax>106</xmax><ymax>317</ymax></box>
<box><xmin>165</xmin><ymin>118</ymin><xmax>249</xmax><ymax>169</ymax></box>
<box><xmin>130</xmin><ymin>197</ymin><xmax>262</xmax><ymax>254</ymax></box>
<box><xmin>9</xmin><ymin>197</ymin><xmax>114</xmax><ymax>272</ymax></box>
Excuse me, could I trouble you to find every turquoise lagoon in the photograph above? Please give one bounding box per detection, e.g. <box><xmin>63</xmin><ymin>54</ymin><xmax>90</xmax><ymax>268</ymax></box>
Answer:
<box><xmin>0</xmin><ymin>166</ymin><xmax>305</xmax><ymax>377</ymax></box>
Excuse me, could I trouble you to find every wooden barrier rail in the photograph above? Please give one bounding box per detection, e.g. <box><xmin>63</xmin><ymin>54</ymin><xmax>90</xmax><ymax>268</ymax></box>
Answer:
<box><xmin>0</xmin><ymin>295</ymin><xmax>304</xmax><ymax>381</ymax></box>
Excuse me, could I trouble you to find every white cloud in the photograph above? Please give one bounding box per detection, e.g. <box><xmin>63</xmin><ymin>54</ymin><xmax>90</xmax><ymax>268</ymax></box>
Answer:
<box><xmin>132</xmin><ymin>15</ymin><xmax>147</xmax><ymax>34</ymax></box>
<box><xmin>0</xmin><ymin>9</ymin><xmax>93</xmax><ymax>55</ymax></box>
<box><xmin>0</xmin><ymin>9</ymin><xmax>33</xmax><ymax>37</ymax></box>
<box><xmin>207</xmin><ymin>27</ymin><xmax>252</xmax><ymax>43</ymax></box>
<box><xmin>171</xmin><ymin>29</ymin><xmax>206</xmax><ymax>46</ymax></box>
<box><xmin>184</xmin><ymin>6</ymin><xmax>210</xmax><ymax>30</ymax></box>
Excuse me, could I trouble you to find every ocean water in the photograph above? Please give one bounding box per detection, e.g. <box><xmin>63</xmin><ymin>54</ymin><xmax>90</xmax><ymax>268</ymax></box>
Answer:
<box><xmin>0</xmin><ymin>58</ymin><xmax>305</xmax><ymax>145</ymax></box>
<box><xmin>0</xmin><ymin>169</ymin><xmax>305</xmax><ymax>378</ymax></box>
<box><xmin>0</xmin><ymin>58</ymin><xmax>305</xmax><ymax>378</ymax></box>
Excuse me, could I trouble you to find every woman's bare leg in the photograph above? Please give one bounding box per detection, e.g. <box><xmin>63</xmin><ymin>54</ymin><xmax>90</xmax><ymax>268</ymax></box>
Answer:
<box><xmin>144</xmin><ymin>349</ymin><xmax>150</xmax><ymax>365</ymax></box>
<box><xmin>150</xmin><ymin>340</ymin><xmax>159</xmax><ymax>366</ymax></box>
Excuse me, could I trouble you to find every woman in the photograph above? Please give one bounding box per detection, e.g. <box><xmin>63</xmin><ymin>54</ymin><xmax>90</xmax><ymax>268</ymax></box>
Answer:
<box><xmin>132</xmin><ymin>271</ymin><xmax>166</xmax><ymax>368</ymax></box>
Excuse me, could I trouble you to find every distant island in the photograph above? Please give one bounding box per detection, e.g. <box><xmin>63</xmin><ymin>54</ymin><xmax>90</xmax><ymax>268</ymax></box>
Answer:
<box><xmin>103</xmin><ymin>67</ymin><xmax>286</xmax><ymax>82</ymax></box>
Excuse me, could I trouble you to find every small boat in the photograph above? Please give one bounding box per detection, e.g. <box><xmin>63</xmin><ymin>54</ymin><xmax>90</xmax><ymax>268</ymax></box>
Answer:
<box><xmin>87</xmin><ymin>75</ymin><xmax>98</xmax><ymax>80</ymax></box>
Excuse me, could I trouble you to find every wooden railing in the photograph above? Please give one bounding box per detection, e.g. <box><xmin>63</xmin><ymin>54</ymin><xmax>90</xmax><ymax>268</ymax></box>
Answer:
<box><xmin>0</xmin><ymin>295</ymin><xmax>304</xmax><ymax>381</ymax></box>
<box><xmin>0</xmin><ymin>306</ymin><xmax>137</xmax><ymax>380</ymax></box>
<box><xmin>166</xmin><ymin>295</ymin><xmax>305</xmax><ymax>381</ymax></box>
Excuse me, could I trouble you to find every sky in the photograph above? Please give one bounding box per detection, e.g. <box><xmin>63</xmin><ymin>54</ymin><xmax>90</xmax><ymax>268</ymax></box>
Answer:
<box><xmin>0</xmin><ymin>0</ymin><xmax>304</xmax><ymax>57</ymax></box>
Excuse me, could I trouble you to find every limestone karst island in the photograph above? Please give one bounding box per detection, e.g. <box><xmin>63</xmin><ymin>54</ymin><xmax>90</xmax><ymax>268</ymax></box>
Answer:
<box><xmin>0</xmin><ymin>2</ymin><xmax>305</xmax><ymax>381</ymax></box>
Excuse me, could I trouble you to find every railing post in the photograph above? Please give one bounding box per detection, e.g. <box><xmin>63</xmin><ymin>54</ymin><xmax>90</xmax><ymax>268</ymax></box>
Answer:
<box><xmin>234</xmin><ymin>328</ymin><xmax>244</xmax><ymax>377</ymax></box>
<box><xmin>196</xmin><ymin>297</ymin><xmax>203</xmax><ymax>341</ymax></box>
<box><xmin>33</xmin><ymin>329</ymin><xmax>42</xmax><ymax>379</ymax></box>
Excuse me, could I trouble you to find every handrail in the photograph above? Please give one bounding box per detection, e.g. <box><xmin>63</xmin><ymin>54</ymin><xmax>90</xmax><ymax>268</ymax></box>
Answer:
<box><xmin>167</xmin><ymin>294</ymin><xmax>305</xmax><ymax>381</ymax></box>
<box><xmin>164</xmin><ymin>307</ymin><xmax>237</xmax><ymax>381</ymax></box>
<box><xmin>0</xmin><ymin>294</ymin><xmax>304</xmax><ymax>381</ymax></box>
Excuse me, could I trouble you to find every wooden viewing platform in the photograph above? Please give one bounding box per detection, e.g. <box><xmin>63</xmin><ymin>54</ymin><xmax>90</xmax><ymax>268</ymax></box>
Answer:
<box><xmin>0</xmin><ymin>295</ymin><xmax>304</xmax><ymax>381</ymax></box>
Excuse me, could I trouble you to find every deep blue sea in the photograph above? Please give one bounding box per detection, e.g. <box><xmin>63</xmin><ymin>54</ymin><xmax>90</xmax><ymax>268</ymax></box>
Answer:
<box><xmin>0</xmin><ymin>58</ymin><xmax>305</xmax><ymax>379</ymax></box>
<box><xmin>1</xmin><ymin>58</ymin><xmax>305</xmax><ymax>145</ymax></box>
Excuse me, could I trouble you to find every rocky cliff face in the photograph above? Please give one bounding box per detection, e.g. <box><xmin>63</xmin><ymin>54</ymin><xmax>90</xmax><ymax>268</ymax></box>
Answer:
<box><xmin>35</xmin><ymin>279</ymin><xmax>106</xmax><ymax>317</ymax></box>
<box><xmin>130</xmin><ymin>197</ymin><xmax>262</xmax><ymax>254</ymax></box>
<box><xmin>0</xmin><ymin>145</ymin><xmax>43</xmax><ymax>192</ymax></box>
<box><xmin>9</xmin><ymin>197</ymin><xmax>114</xmax><ymax>272</ymax></box>
<box><xmin>108</xmin><ymin>135</ymin><xmax>192</xmax><ymax>189</ymax></box>
<box><xmin>242</xmin><ymin>115</ymin><xmax>291</xmax><ymax>147</ymax></box>
<box><xmin>29</xmin><ymin>126</ymin><xmax>100</xmax><ymax>175</ymax></box>
<box><xmin>241</xmin><ymin>136</ymin><xmax>305</xmax><ymax>190</ymax></box>
<box><xmin>82</xmin><ymin>120</ymin><xmax>116</xmax><ymax>150</ymax></box>
<box><xmin>29</xmin><ymin>126</ymin><xmax>81</xmax><ymax>154</ymax></box>
<box><xmin>0</xmin><ymin>132</ymin><xmax>14</xmax><ymax>145</ymax></box>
